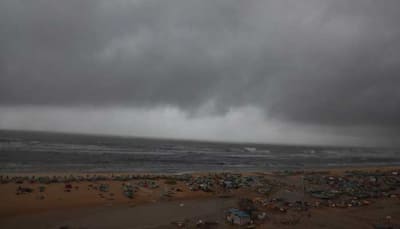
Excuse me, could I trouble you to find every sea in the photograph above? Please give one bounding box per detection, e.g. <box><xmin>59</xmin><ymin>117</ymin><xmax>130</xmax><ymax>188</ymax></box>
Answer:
<box><xmin>0</xmin><ymin>130</ymin><xmax>399</xmax><ymax>173</ymax></box>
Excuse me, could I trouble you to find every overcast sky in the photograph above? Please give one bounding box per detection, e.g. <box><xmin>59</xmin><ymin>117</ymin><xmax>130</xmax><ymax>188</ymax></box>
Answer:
<box><xmin>0</xmin><ymin>0</ymin><xmax>399</xmax><ymax>146</ymax></box>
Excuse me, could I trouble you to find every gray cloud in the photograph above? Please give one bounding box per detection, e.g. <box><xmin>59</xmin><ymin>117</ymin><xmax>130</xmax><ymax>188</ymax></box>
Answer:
<box><xmin>1</xmin><ymin>0</ymin><xmax>400</xmax><ymax>136</ymax></box>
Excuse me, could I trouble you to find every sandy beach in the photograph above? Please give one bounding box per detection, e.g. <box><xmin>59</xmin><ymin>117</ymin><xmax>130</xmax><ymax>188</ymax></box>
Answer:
<box><xmin>1</xmin><ymin>166</ymin><xmax>399</xmax><ymax>228</ymax></box>
<box><xmin>0</xmin><ymin>177</ymin><xmax>215</xmax><ymax>218</ymax></box>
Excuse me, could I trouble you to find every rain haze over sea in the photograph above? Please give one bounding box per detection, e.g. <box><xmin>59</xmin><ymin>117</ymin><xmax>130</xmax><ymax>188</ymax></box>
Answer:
<box><xmin>1</xmin><ymin>130</ymin><xmax>399</xmax><ymax>173</ymax></box>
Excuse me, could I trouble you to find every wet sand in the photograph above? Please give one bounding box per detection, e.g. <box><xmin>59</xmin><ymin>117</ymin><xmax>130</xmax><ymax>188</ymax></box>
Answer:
<box><xmin>0</xmin><ymin>198</ymin><xmax>237</xmax><ymax>229</ymax></box>
<box><xmin>1</xmin><ymin>197</ymin><xmax>399</xmax><ymax>229</ymax></box>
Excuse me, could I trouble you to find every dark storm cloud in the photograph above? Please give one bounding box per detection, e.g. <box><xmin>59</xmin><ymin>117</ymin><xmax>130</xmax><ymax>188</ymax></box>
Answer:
<box><xmin>1</xmin><ymin>0</ymin><xmax>400</xmax><ymax>129</ymax></box>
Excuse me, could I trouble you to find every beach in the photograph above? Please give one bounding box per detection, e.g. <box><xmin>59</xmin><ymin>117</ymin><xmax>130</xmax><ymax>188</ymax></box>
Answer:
<box><xmin>2</xmin><ymin>0</ymin><xmax>400</xmax><ymax>227</ymax></box>
<box><xmin>1</xmin><ymin>167</ymin><xmax>399</xmax><ymax>228</ymax></box>
<box><xmin>2</xmin><ymin>131</ymin><xmax>400</xmax><ymax>228</ymax></box>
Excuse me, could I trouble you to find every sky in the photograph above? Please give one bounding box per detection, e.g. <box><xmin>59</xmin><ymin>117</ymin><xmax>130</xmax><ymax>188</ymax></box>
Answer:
<box><xmin>0</xmin><ymin>0</ymin><xmax>399</xmax><ymax>146</ymax></box>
